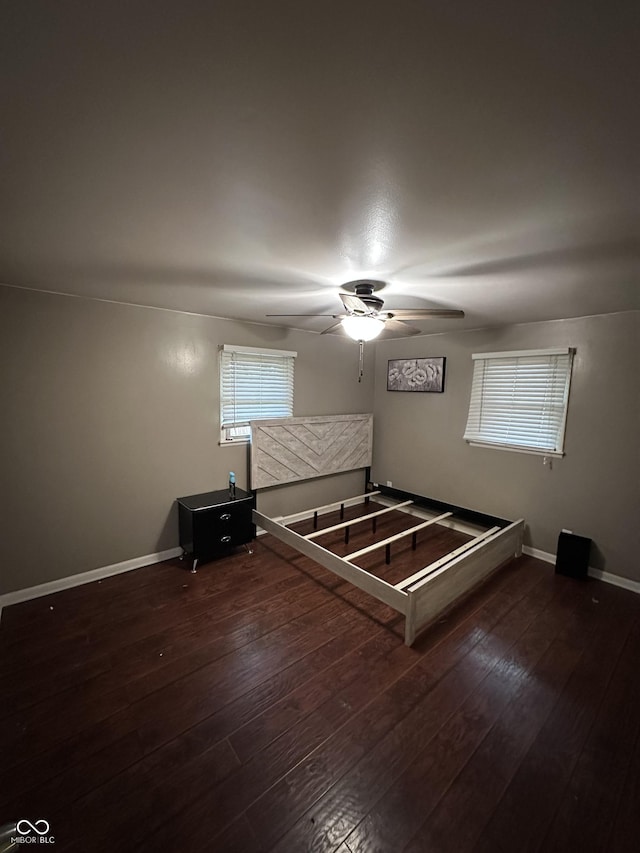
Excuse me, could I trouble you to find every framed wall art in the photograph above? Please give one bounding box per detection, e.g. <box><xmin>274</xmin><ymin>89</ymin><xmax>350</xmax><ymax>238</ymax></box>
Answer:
<box><xmin>387</xmin><ymin>357</ymin><xmax>446</xmax><ymax>393</ymax></box>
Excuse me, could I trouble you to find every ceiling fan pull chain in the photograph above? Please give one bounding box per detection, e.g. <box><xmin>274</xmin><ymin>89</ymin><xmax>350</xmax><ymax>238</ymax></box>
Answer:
<box><xmin>358</xmin><ymin>340</ymin><xmax>364</xmax><ymax>382</ymax></box>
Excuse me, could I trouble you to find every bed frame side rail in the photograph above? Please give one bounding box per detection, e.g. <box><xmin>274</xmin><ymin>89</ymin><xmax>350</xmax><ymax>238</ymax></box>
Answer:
<box><xmin>404</xmin><ymin>518</ymin><xmax>524</xmax><ymax>645</ymax></box>
<box><xmin>375</xmin><ymin>484</ymin><xmax>511</xmax><ymax>530</ymax></box>
<box><xmin>253</xmin><ymin>509</ymin><xmax>409</xmax><ymax>613</ymax></box>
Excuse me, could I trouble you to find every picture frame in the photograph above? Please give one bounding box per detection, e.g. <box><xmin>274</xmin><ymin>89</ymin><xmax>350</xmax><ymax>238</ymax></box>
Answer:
<box><xmin>387</xmin><ymin>357</ymin><xmax>446</xmax><ymax>393</ymax></box>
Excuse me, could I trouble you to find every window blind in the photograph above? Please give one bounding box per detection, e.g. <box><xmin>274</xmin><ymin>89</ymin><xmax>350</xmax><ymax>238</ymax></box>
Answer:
<box><xmin>220</xmin><ymin>345</ymin><xmax>296</xmax><ymax>439</ymax></box>
<box><xmin>464</xmin><ymin>348</ymin><xmax>574</xmax><ymax>455</ymax></box>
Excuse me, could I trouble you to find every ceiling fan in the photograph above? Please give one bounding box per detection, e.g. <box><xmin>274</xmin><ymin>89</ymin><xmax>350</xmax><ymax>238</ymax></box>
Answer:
<box><xmin>267</xmin><ymin>280</ymin><xmax>465</xmax><ymax>381</ymax></box>
<box><xmin>267</xmin><ymin>280</ymin><xmax>465</xmax><ymax>342</ymax></box>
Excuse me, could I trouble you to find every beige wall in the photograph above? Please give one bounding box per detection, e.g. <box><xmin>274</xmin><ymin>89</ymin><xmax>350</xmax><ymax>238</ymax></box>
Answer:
<box><xmin>372</xmin><ymin>311</ymin><xmax>640</xmax><ymax>583</ymax></box>
<box><xmin>2</xmin><ymin>284</ymin><xmax>637</xmax><ymax>596</ymax></box>
<box><xmin>0</xmin><ymin>286</ymin><xmax>374</xmax><ymax>594</ymax></box>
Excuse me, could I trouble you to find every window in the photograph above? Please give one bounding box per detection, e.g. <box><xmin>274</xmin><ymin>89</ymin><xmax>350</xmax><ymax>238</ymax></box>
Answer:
<box><xmin>219</xmin><ymin>344</ymin><xmax>296</xmax><ymax>443</ymax></box>
<box><xmin>464</xmin><ymin>347</ymin><xmax>574</xmax><ymax>456</ymax></box>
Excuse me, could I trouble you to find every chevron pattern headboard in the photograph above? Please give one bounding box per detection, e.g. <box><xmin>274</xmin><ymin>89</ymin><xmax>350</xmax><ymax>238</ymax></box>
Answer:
<box><xmin>250</xmin><ymin>413</ymin><xmax>373</xmax><ymax>489</ymax></box>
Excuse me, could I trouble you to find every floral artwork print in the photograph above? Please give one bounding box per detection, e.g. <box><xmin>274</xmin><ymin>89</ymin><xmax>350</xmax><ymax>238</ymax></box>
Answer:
<box><xmin>387</xmin><ymin>357</ymin><xmax>446</xmax><ymax>392</ymax></box>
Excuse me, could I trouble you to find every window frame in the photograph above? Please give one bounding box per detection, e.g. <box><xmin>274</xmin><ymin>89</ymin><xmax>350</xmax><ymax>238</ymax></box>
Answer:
<box><xmin>463</xmin><ymin>347</ymin><xmax>575</xmax><ymax>457</ymax></box>
<box><xmin>219</xmin><ymin>344</ymin><xmax>297</xmax><ymax>445</ymax></box>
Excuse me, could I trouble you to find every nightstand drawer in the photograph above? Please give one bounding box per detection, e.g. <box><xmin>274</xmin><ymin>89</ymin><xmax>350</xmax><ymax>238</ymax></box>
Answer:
<box><xmin>193</xmin><ymin>501</ymin><xmax>253</xmax><ymax>549</ymax></box>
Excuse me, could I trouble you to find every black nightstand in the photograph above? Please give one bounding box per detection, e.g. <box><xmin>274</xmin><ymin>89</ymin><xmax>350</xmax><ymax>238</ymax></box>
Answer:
<box><xmin>176</xmin><ymin>487</ymin><xmax>255</xmax><ymax>573</ymax></box>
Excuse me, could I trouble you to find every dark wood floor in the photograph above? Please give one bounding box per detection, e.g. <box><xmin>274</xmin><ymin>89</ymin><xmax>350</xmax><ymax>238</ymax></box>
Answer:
<box><xmin>1</xmin><ymin>505</ymin><xmax>639</xmax><ymax>852</ymax></box>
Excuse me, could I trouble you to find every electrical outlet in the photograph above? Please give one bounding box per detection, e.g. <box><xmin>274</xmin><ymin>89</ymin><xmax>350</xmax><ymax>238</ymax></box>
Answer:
<box><xmin>386</xmin><ymin>480</ymin><xmax>392</xmax><ymax>487</ymax></box>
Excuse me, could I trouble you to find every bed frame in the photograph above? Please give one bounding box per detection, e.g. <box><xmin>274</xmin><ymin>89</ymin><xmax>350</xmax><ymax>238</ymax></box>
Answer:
<box><xmin>250</xmin><ymin>414</ymin><xmax>524</xmax><ymax>646</ymax></box>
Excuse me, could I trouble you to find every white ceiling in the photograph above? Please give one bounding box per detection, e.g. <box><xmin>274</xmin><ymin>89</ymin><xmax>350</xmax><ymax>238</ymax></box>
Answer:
<box><xmin>1</xmin><ymin>0</ymin><xmax>638</xmax><ymax>335</ymax></box>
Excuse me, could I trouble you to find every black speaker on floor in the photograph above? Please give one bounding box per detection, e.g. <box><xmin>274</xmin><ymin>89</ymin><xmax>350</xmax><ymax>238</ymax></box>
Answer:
<box><xmin>555</xmin><ymin>531</ymin><xmax>591</xmax><ymax>580</ymax></box>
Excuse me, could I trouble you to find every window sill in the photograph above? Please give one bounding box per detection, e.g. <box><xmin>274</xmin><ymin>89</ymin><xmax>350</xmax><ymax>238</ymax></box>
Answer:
<box><xmin>466</xmin><ymin>441</ymin><xmax>564</xmax><ymax>458</ymax></box>
<box><xmin>218</xmin><ymin>438</ymin><xmax>250</xmax><ymax>447</ymax></box>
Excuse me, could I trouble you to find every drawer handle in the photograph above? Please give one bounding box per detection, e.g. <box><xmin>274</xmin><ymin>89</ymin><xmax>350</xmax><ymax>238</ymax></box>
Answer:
<box><xmin>220</xmin><ymin>535</ymin><xmax>232</xmax><ymax>544</ymax></box>
<box><xmin>219</xmin><ymin>512</ymin><xmax>231</xmax><ymax>521</ymax></box>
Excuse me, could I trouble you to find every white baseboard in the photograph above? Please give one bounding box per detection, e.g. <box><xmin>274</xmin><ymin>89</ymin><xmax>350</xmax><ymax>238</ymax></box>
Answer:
<box><xmin>583</xmin><ymin>568</ymin><xmax>640</xmax><ymax>594</ymax></box>
<box><xmin>522</xmin><ymin>546</ymin><xmax>640</xmax><ymax>594</ymax></box>
<box><xmin>0</xmin><ymin>546</ymin><xmax>183</xmax><ymax>616</ymax></box>
<box><xmin>522</xmin><ymin>545</ymin><xmax>556</xmax><ymax>564</ymax></box>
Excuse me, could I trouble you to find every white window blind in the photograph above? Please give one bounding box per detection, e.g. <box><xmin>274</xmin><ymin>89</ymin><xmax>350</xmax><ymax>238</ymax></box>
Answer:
<box><xmin>220</xmin><ymin>345</ymin><xmax>296</xmax><ymax>442</ymax></box>
<box><xmin>464</xmin><ymin>348</ymin><xmax>574</xmax><ymax>455</ymax></box>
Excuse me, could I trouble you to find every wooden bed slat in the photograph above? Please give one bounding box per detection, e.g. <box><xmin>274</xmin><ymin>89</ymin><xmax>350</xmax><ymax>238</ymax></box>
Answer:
<box><xmin>395</xmin><ymin>526</ymin><xmax>501</xmax><ymax>590</ymax></box>
<box><xmin>344</xmin><ymin>512</ymin><xmax>453</xmax><ymax>561</ymax></box>
<box><xmin>253</xmin><ymin>510</ymin><xmax>409</xmax><ymax>612</ymax></box>
<box><xmin>279</xmin><ymin>491</ymin><xmax>381</xmax><ymax>525</ymax></box>
<box><xmin>304</xmin><ymin>501</ymin><xmax>414</xmax><ymax>540</ymax></box>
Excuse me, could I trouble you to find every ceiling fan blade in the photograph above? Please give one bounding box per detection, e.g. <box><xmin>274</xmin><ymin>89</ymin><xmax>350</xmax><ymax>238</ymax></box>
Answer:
<box><xmin>320</xmin><ymin>321</ymin><xmax>346</xmax><ymax>335</ymax></box>
<box><xmin>266</xmin><ymin>313</ymin><xmax>339</xmax><ymax>317</ymax></box>
<box><xmin>339</xmin><ymin>293</ymin><xmax>374</xmax><ymax>315</ymax></box>
<box><xmin>384</xmin><ymin>308</ymin><xmax>465</xmax><ymax>320</ymax></box>
<box><xmin>381</xmin><ymin>318</ymin><xmax>422</xmax><ymax>336</ymax></box>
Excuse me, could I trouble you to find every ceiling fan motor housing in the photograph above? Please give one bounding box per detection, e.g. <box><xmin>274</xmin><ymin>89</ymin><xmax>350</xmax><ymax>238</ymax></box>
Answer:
<box><xmin>352</xmin><ymin>281</ymin><xmax>384</xmax><ymax>313</ymax></box>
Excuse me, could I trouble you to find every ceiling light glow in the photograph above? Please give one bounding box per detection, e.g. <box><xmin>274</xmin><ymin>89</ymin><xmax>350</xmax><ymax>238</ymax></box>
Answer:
<box><xmin>341</xmin><ymin>315</ymin><xmax>384</xmax><ymax>341</ymax></box>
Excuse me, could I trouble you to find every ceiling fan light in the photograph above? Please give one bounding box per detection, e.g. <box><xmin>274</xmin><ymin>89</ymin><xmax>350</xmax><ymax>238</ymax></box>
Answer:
<box><xmin>341</xmin><ymin>315</ymin><xmax>384</xmax><ymax>341</ymax></box>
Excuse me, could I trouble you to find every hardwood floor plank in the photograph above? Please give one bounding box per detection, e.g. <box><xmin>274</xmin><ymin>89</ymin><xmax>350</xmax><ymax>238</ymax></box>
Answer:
<box><xmin>0</xmin><ymin>612</ymin><xmax>377</xmax><ymax>817</ymax></box>
<box><xmin>54</xmin><ymin>737</ymin><xmax>241</xmax><ymax>852</ymax></box>
<box><xmin>132</xmin><ymin>628</ymin><xmax>419</xmax><ymax>851</ymax></box>
<box><xmin>1</xmin><ymin>730</ymin><xmax>145</xmax><ymax>821</ymax></box>
<box><xmin>2</xmin><ymin>525</ymin><xmax>637</xmax><ymax>853</ymax></box>
<box><xmin>202</xmin><ymin>815</ymin><xmax>266</xmax><ymax>853</ymax></box>
<box><xmin>228</xmin><ymin>630</ymin><xmax>403</xmax><ymax>763</ymax></box>
<box><xmin>0</xmin><ymin>576</ymin><xmax>322</xmax><ymax>719</ymax></box>
<box><xmin>0</xmin><ymin>708</ymin><xmax>138</xmax><ymax>811</ymax></box>
<box><xmin>0</xmin><ymin>679</ymin><xmax>132</xmax><ymax>772</ymax></box>
<box><xmin>116</xmin><ymin>581</ymin><xmax>335</xmax><ymax>704</ymax></box>
<box><xmin>605</xmin><ymin>717</ymin><xmax>640</xmax><ymax>853</ymax></box>
<box><xmin>130</xmin><ymin>598</ymin><xmax>370</xmax><ymax>754</ymax></box>
<box><xmin>265</xmin><ymin>565</ymin><xmax>567</xmax><ymax>853</ymax></box>
<box><xmin>397</xmin><ymin>579</ymin><xmax>601</xmax><ymax>853</ymax></box>
<box><xmin>0</xmin><ymin>572</ymin><xmax>356</xmax><ymax>804</ymax></box>
<box><xmin>243</xmin><ymin>564</ymin><xmax>546</xmax><ymax>850</ymax></box>
<box><xmin>470</xmin><ymin>583</ymin><xmax>638</xmax><ymax>853</ymax></box>
<box><xmin>0</xmin><ymin>549</ymin><xmax>262</xmax><ymax>645</ymax></box>
<box><xmin>0</xmin><ymin>647</ymin><xmax>115</xmax><ymax>721</ymax></box>
<box><xmin>3</xmin><ymin>568</ymin><xmax>331</xmax><ymax>728</ymax></box>
<box><xmin>0</xmin><ymin>551</ymin><xmax>302</xmax><ymax>677</ymax></box>
<box><xmin>540</xmin><ymin>617</ymin><xmax>640</xmax><ymax>853</ymax></box>
<box><xmin>0</xmin><ymin>558</ymin><xmax>179</xmax><ymax>635</ymax></box>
